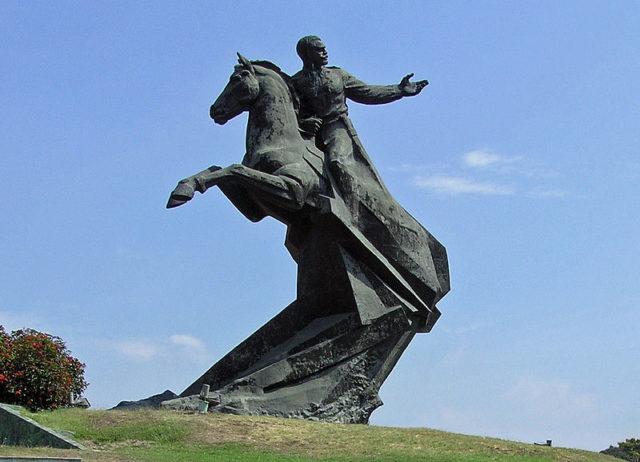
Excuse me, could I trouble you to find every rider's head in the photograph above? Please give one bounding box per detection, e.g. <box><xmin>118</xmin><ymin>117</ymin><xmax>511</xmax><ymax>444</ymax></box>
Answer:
<box><xmin>296</xmin><ymin>36</ymin><xmax>328</xmax><ymax>69</ymax></box>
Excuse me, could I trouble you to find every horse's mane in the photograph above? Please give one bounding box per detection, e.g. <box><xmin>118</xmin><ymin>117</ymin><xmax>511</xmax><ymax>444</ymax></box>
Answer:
<box><xmin>251</xmin><ymin>60</ymin><xmax>300</xmax><ymax>112</ymax></box>
<box><xmin>251</xmin><ymin>60</ymin><xmax>283</xmax><ymax>75</ymax></box>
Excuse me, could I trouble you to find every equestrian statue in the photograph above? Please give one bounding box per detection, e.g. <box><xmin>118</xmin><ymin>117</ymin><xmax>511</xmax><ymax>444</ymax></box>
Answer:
<box><xmin>166</xmin><ymin>36</ymin><xmax>449</xmax><ymax>423</ymax></box>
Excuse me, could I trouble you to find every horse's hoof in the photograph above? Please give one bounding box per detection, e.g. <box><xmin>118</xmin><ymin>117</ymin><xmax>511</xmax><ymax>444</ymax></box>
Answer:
<box><xmin>166</xmin><ymin>182</ymin><xmax>195</xmax><ymax>209</ymax></box>
<box><xmin>166</xmin><ymin>195</ymin><xmax>189</xmax><ymax>209</ymax></box>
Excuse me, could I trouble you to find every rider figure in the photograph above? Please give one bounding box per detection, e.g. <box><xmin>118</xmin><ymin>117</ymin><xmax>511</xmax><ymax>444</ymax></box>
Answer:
<box><xmin>291</xmin><ymin>35</ymin><xmax>428</xmax><ymax>204</ymax></box>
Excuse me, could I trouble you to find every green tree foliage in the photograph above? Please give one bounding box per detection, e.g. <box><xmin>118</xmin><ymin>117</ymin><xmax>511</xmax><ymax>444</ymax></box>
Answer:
<box><xmin>601</xmin><ymin>438</ymin><xmax>640</xmax><ymax>462</ymax></box>
<box><xmin>0</xmin><ymin>325</ymin><xmax>88</xmax><ymax>410</ymax></box>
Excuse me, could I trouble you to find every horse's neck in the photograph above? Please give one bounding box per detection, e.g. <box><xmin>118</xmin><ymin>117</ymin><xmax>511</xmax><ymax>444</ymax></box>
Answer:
<box><xmin>246</xmin><ymin>73</ymin><xmax>303</xmax><ymax>154</ymax></box>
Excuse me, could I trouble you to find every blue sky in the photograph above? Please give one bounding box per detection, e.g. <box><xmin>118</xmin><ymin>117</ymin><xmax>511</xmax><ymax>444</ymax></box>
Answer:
<box><xmin>2</xmin><ymin>0</ymin><xmax>639</xmax><ymax>452</ymax></box>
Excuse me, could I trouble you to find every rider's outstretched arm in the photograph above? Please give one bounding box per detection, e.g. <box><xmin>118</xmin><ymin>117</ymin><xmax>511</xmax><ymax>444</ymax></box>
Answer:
<box><xmin>341</xmin><ymin>69</ymin><xmax>404</xmax><ymax>105</ymax></box>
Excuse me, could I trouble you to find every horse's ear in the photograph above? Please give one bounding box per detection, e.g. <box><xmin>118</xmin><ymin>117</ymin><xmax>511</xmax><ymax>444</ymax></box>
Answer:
<box><xmin>237</xmin><ymin>52</ymin><xmax>255</xmax><ymax>74</ymax></box>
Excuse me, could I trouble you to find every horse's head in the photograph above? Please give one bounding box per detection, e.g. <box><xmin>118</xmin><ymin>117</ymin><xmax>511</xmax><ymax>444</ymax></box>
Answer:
<box><xmin>210</xmin><ymin>53</ymin><xmax>260</xmax><ymax>125</ymax></box>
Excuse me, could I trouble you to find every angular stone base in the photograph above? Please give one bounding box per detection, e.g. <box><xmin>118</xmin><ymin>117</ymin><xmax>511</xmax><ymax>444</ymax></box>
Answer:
<box><xmin>181</xmin><ymin>293</ymin><xmax>423</xmax><ymax>423</ymax></box>
<box><xmin>0</xmin><ymin>404</ymin><xmax>84</xmax><ymax>450</ymax></box>
<box><xmin>179</xmin><ymin>193</ymin><xmax>447</xmax><ymax>423</ymax></box>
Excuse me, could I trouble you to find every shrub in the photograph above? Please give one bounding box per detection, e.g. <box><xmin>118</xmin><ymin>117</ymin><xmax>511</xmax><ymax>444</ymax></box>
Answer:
<box><xmin>0</xmin><ymin>325</ymin><xmax>88</xmax><ymax>410</ymax></box>
<box><xmin>601</xmin><ymin>439</ymin><xmax>640</xmax><ymax>462</ymax></box>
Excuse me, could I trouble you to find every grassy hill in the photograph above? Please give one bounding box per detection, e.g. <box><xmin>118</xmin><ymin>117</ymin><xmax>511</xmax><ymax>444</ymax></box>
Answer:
<box><xmin>0</xmin><ymin>408</ymin><xmax>618</xmax><ymax>461</ymax></box>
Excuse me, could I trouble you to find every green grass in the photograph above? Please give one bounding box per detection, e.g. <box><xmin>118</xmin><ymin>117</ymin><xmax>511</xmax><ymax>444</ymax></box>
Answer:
<box><xmin>0</xmin><ymin>408</ymin><xmax>620</xmax><ymax>461</ymax></box>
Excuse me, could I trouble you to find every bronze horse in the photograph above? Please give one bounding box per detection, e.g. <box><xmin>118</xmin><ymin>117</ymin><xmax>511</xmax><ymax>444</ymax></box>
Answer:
<box><xmin>167</xmin><ymin>54</ymin><xmax>325</xmax><ymax>225</ymax></box>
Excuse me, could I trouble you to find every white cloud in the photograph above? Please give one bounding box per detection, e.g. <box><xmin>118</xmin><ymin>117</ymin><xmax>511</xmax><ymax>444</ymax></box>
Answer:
<box><xmin>414</xmin><ymin>175</ymin><xmax>515</xmax><ymax>195</ymax></box>
<box><xmin>463</xmin><ymin>149</ymin><xmax>505</xmax><ymax>167</ymax></box>
<box><xmin>170</xmin><ymin>334</ymin><xmax>206</xmax><ymax>352</ymax></box>
<box><xmin>110</xmin><ymin>334</ymin><xmax>208</xmax><ymax>363</ymax></box>
<box><xmin>463</xmin><ymin>149</ymin><xmax>524</xmax><ymax>168</ymax></box>
<box><xmin>114</xmin><ymin>340</ymin><xmax>159</xmax><ymax>361</ymax></box>
<box><xmin>410</xmin><ymin>149</ymin><xmax>565</xmax><ymax>198</ymax></box>
<box><xmin>463</xmin><ymin>149</ymin><xmax>559</xmax><ymax>179</ymax></box>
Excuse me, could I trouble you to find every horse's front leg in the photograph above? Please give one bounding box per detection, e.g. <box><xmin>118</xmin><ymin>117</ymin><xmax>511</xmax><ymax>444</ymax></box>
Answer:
<box><xmin>166</xmin><ymin>165</ymin><xmax>223</xmax><ymax>209</ymax></box>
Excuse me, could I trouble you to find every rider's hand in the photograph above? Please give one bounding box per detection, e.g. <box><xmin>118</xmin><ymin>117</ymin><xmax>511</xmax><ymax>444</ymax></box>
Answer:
<box><xmin>399</xmin><ymin>73</ymin><xmax>429</xmax><ymax>96</ymax></box>
<box><xmin>300</xmin><ymin>117</ymin><xmax>322</xmax><ymax>136</ymax></box>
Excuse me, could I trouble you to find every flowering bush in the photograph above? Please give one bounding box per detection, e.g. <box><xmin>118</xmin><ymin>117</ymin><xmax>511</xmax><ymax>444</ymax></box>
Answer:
<box><xmin>0</xmin><ymin>325</ymin><xmax>88</xmax><ymax>410</ymax></box>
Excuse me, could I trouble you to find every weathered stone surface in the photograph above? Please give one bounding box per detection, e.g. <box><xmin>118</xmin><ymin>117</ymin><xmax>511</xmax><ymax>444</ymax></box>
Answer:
<box><xmin>159</xmin><ymin>394</ymin><xmax>201</xmax><ymax>412</ymax></box>
<box><xmin>111</xmin><ymin>389</ymin><xmax>178</xmax><ymax>410</ymax></box>
<box><xmin>167</xmin><ymin>38</ymin><xmax>449</xmax><ymax>423</ymax></box>
<box><xmin>0</xmin><ymin>403</ymin><xmax>84</xmax><ymax>450</ymax></box>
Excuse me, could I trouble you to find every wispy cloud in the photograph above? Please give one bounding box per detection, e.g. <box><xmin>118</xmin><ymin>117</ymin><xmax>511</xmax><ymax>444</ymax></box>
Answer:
<box><xmin>114</xmin><ymin>340</ymin><xmax>159</xmax><ymax>361</ymax></box>
<box><xmin>170</xmin><ymin>334</ymin><xmax>206</xmax><ymax>352</ymax></box>
<box><xmin>111</xmin><ymin>334</ymin><xmax>208</xmax><ymax>362</ymax></box>
<box><xmin>115</xmin><ymin>340</ymin><xmax>161</xmax><ymax>361</ymax></box>
<box><xmin>463</xmin><ymin>148</ymin><xmax>558</xmax><ymax>179</ymax></box>
<box><xmin>463</xmin><ymin>149</ymin><xmax>521</xmax><ymax>168</ymax></box>
<box><xmin>410</xmin><ymin>148</ymin><xmax>565</xmax><ymax>198</ymax></box>
<box><xmin>414</xmin><ymin>175</ymin><xmax>515</xmax><ymax>195</ymax></box>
